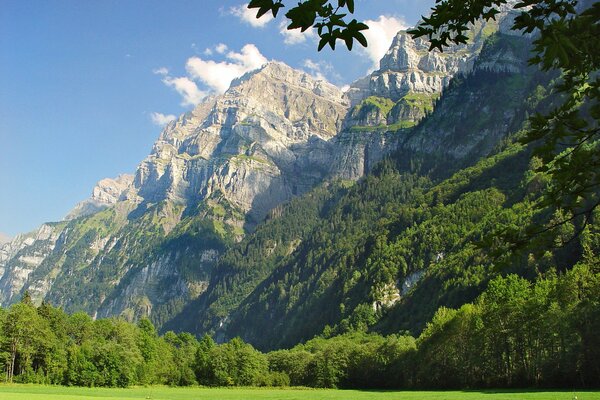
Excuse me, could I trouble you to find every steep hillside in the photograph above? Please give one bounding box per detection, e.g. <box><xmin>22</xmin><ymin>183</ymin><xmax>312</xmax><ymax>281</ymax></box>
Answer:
<box><xmin>0</xmin><ymin>62</ymin><xmax>351</xmax><ymax>325</ymax></box>
<box><xmin>165</xmin><ymin>33</ymin><xmax>555</xmax><ymax>349</ymax></box>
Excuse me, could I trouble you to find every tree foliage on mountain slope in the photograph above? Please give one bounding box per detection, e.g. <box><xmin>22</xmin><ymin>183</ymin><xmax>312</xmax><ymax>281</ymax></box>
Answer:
<box><xmin>17</xmin><ymin>197</ymin><xmax>242</xmax><ymax>329</ymax></box>
<box><xmin>163</xmin><ymin>182</ymin><xmax>349</xmax><ymax>335</ymax></box>
<box><xmin>250</xmin><ymin>0</ymin><xmax>600</xmax><ymax>239</ymax></box>
<box><xmin>410</xmin><ymin>0</ymin><xmax>600</xmax><ymax>226</ymax></box>
<box><xmin>2</xmin><ymin>249</ymin><xmax>598</xmax><ymax>388</ymax></box>
<box><xmin>169</xmin><ymin>36</ymin><xmax>559</xmax><ymax>349</ymax></box>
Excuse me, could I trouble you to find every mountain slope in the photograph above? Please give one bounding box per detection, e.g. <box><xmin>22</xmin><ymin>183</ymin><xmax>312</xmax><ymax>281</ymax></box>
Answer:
<box><xmin>165</xmin><ymin>33</ymin><xmax>551</xmax><ymax>349</ymax></box>
<box><xmin>0</xmin><ymin>62</ymin><xmax>351</xmax><ymax>325</ymax></box>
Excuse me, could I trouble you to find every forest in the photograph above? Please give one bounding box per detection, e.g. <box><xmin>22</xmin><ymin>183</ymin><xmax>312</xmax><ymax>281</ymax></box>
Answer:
<box><xmin>1</xmin><ymin>251</ymin><xmax>598</xmax><ymax>389</ymax></box>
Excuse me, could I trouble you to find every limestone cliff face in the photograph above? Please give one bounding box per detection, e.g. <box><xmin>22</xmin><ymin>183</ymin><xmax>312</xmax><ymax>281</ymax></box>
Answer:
<box><xmin>342</xmin><ymin>6</ymin><xmax>534</xmax><ymax>131</ymax></box>
<box><xmin>65</xmin><ymin>174</ymin><xmax>135</xmax><ymax>220</ymax></box>
<box><xmin>0</xmin><ymin>223</ymin><xmax>63</xmax><ymax>305</ymax></box>
<box><xmin>347</xmin><ymin>34</ymin><xmax>475</xmax><ymax>105</ymax></box>
<box><xmin>134</xmin><ymin>61</ymin><xmax>348</xmax><ymax>225</ymax></box>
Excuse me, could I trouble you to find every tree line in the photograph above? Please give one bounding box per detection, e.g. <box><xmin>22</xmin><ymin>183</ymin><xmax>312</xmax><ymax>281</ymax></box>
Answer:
<box><xmin>2</xmin><ymin>254</ymin><xmax>598</xmax><ymax>389</ymax></box>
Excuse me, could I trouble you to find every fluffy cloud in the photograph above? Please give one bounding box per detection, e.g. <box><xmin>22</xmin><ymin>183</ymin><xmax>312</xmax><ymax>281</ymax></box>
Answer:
<box><xmin>150</xmin><ymin>112</ymin><xmax>177</xmax><ymax>127</ymax></box>
<box><xmin>215</xmin><ymin>43</ymin><xmax>228</xmax><ymax>54</ymax></box>
<box><xmin>279</xmin><ymin>21</ymin><xmax>316</xmax><ymax>45</ymax></box>
<box><xmin>186</xmin><ymin>44</ymin><xmax>268</xmax><ymax>94</ymax></box>
<box><xmin>230</xmin><ymin>4</ymin><xmax>273</xmax><ymax>28</ymax></box>
<box><xmin>162</xmin><ymin>76</ymin><xmax>207</xmax><ymax>106</ymax></box>
<box><xmin>302</xmin><ymin>59</ymin><xmax>340</xmax><ymax>82</ymax></box>
<box><xmin>361</xmin><ymin>16</ymin><xmax>407</xmax><ymax>69</ymax></box>
<box><xmin>156</xmin><ymin>44</ymin><xmax>267</xmax><ymax>106</ymax></box>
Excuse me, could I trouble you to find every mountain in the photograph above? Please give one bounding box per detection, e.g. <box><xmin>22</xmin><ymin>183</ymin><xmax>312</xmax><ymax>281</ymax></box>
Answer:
<box><xmin>134</xmin><ymin>62</ymin><xmax>349</xmax><ymax>225</ymax></box>
<box><xmin>0</xmin><ymin>233</ymin><xmax>11</xmax><ymax>245</ymax></box>
<box><xmin>65</xmin><ymin>174</ymin><xmax>135</xmax><ymax>220</ymax></box>
<box><xmin>1</xmin><ymin>9</ymin><xmax>582</xmax><ymax>350</ymax></box>
<box><xmin>0</xmin><ymin>61</ymin><xmax>350</xmax><ymax>324</ymax></box>
<box><xmin>166</xmin><ymin>31</ymin><xmax>544</xmax><ymax>349</ymax></box>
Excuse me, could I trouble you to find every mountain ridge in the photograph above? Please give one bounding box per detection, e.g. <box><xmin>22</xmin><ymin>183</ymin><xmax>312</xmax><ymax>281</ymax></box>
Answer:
<box><xmin>0</xmin><ymin>11</ymin><xmax>538</xmax><ymax>341</ymax></box>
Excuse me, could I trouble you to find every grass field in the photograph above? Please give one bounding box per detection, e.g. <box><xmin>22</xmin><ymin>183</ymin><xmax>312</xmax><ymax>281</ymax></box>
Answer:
<box><xmin>0</xmin><ymin>385</ymin><xmax>598</xmax><ymax>400</ymax></box>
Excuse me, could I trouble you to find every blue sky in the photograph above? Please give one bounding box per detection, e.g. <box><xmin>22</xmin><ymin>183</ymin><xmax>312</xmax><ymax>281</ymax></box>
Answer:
<box><xmin>0</xmin><ymin>0</ymin><xmax>434</xmax><ymax>237</ymax></box>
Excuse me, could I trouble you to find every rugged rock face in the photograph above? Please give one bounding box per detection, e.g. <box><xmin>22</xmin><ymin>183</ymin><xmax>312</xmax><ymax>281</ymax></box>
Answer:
<box><xmin>0</xmin><ymin>223</ymin><xmax>63</xmax><ymax>305</ymax></box>
<box><xmin>347</xmin><ymin>34</ymin><xmax>475</xmax><ymax>105</ymax></box>
<box><xmin>134</xmin><ymin>61</ymin><xmax>348</xmax><ymax>225</ymax></box>
<box><xmin>66</xmin><ymin>174</ymin><xmax>135</xmax><ymax>220</ymax></box>
<box><xmin>342</xmin><ymin>14</ymin><xmax>523</xmax><ymax>134</ymax></box>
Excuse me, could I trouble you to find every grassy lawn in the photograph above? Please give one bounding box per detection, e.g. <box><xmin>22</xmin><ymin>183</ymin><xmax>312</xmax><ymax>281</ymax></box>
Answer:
<box><xmin>0</xmin><ymin>385</ymin><xmax>598</xmax><ymax>400</ymax></box>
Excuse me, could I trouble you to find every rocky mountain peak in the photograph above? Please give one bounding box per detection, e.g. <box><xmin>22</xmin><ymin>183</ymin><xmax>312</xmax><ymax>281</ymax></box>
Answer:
<box><xmin>133</xmin><ymin>60</ymin><xmax>348</xmax><ymax>222</ymax></box>
<box><xmin>65</xmin><ymin>174</ymin><xmax>135</xmax><ymax>220</ymax></box>
<box><xmin>347</xmin><ymin>25</ymin><xmax>489</xmax><ymax>107</ymax></box>
<box><xmin>0</xmin><ymin>233</ymin><xmax>11</xmax><ymax>245</ymax></box>
<box><xmin>91</xmin><ymin>174</ymin><xmax>135</xmax><ymax>203</ymax></box>
<box><xmin>231</xmin><ymin>61</ymin><xmax>346</xmax><ymax>103</ymax></box>
<box><xmin>343</xmin><ymin>10</ymin><xmax>528</xmax><ymax>132</ymax></box>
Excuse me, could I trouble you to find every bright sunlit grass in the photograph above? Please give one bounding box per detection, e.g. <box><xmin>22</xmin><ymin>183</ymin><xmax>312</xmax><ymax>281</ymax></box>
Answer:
<box><xmin>0</xmin><ymin>384</ymin><xmax>598</xmax><ymax>400</ymax></box>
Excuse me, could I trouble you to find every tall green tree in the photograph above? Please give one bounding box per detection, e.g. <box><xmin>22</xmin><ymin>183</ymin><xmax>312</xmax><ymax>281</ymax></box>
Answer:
<box><xmin>2</xmin><ymin>301</ymin><xmax>46</xmax><ymax>382</ymax></box>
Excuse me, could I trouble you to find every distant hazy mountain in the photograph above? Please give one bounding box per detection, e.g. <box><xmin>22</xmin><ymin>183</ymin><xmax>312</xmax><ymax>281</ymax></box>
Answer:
<box><xmin>0</xmin><ymin>233</ymin><xmax>11</xmax><ymax>245</ymax></box>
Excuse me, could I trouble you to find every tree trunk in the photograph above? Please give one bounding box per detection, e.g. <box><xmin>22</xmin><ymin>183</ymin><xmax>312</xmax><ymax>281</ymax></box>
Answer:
<box><xmin>8</xmin><ymin>338</ymin><xmax>18</xmax><ymax>383</ymax></box>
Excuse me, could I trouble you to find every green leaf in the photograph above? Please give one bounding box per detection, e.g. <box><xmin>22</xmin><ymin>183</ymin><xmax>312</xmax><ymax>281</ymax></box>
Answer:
<box><xmin>346</xmin><ymin>0</ymin><xmax>355</xmax><ymax>13</ymax></box>
<box><xmin>354</xmin><ymin>31</ymin><xmax>367</xmax><ymax>47</ymax></box>
<box><xmin>318</xmin><ymin>36</ymin><xmax>329</xmax><ymax>51</ymax></box>
<box><xmin>344</xmin><ymin>35</ymin><xmax>353</xmax><ymax>50</ymax></box>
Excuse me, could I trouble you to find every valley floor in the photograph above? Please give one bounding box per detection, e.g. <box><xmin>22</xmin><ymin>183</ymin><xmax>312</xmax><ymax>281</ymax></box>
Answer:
<box><xmin>0</xmin><ymin>385</ymin><xmax>598</xmax><ymax>400</ymax></box>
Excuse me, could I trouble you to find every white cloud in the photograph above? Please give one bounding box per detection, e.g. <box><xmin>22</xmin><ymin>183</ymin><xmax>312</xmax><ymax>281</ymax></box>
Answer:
<box><xmin>150</xmin><ymin>112</ymin><xmax>177</xmax><ymax>127</ymax></box>
<box><xmin>153</xmin><ymin>67</ymin><xmax>169</xmax><ymax>76</ymax></box>
<box><xmin>162</xmin><ymin>76</ymin><xmax>207</xmax><ymax>106</ymax></box>
<box><xmin>205</xmin><ymin>43</ymin><xmax>227</xmax><ymax>56</ymax></box>
<box><xmin>279</xmin><ymin>21</ymin><xmax>316</xmax><ymax>45</ymax></box>
<box><xmin>302</xmin><ymin>59</ymin><xmax>341</xmax><ymax>83</ymax></box>
<box><xmin>361</xmin><ymin>16</ymin><xmax>407</xmax><ymax>69</ymax></box>
<box><xmin>230</xmin><ymin>4</ymin><xmax>273</xmax><ymax>28</ymax></box>
<box><xmin>157</xmin><ymin>44</ymin><xmax>267</xmax><ymax>106</ymax></box>
<box><xmin>215</xmin><ymin>43</ymin><xmax>228</xmax><ymax>54</ymax></box>
<box><xmin>303</xmin><ymin>59</ymin><xmax>327</xmax><ymax>81</ymax></box>
<box><xmin>227</xmin><ymin>44</ymin><xmax>267</xmax><ymax>69</ymax></box>
<box><xmin>186</xmin><ymin>44</ymin><xmax>268</xmax><ymax>94</ymax></box>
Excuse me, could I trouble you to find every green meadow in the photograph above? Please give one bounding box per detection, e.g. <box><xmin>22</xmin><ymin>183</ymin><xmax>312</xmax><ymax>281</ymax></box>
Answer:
<box><xmin>0</xmin><ymin>385</ymin><xmax>598</xmax><ymax>400</ymax></box>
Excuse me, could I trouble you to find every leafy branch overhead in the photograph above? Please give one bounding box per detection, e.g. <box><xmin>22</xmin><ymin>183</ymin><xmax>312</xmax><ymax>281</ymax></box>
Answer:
<box><xmin>247</xmin><ymin>0</ymin><xmax>369</xmax><ymax>50</ymax></box>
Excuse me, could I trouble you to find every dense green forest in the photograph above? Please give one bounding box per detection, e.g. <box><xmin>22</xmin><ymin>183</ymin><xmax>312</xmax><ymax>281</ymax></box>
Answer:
<box><xmin>2</xmin><ymin>250</ymin><xmax>598</xmax><ymax>389</ymax></box>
